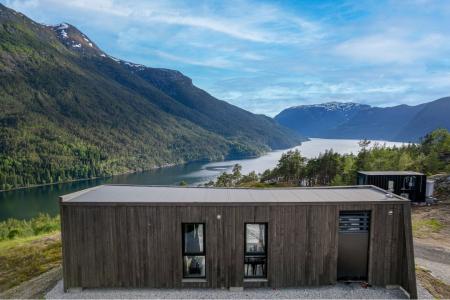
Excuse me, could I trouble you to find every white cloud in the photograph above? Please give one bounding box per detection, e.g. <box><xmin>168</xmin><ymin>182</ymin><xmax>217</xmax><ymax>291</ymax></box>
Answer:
<box><xmin>6</xmin><ymin>0</ymin><xmax>323</xmax><ymax>44</ymax></box>
<box><xmin>335</xmin><ymin>33</ymin><xmax>447</xmax><ymax>64</ymax></box>
<box><xmin>153</xmin><ymin>50</ymin><xmax>235</xmax><ymax>69</ymax></box>
<box><xmin>4</xmin><ymin>0</ymin><xmax>450</xmax><ymax>117</ymax></box>
<box><xmin>239</xmin><ymin>52</ymin><xmax>265</xmax><ymax>61</ymax></box>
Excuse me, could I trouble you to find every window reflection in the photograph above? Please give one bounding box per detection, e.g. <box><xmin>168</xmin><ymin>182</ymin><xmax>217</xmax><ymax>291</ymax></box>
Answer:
<box><xmin>184</xmin><ymin>224</ymin><xmax>204</xmax><ymax>253</ymax></box>
<box><xmin>183</xmin><ymin>256</ymin><xmax>205</xmax><ymax>277</ymax></box>
<box><xmin>245</xmin><ymin>223</ymin><xmax>267</xmax><ymax>278</ymax></box>
<box><xmin>182</xmin><ymin>223</ymin><xmax>205</xmax><ymax>278</ymax></box>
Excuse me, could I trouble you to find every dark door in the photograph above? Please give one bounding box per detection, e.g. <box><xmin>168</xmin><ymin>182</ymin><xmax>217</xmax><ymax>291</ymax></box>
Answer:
<box><xmin>337</xmin><ymin>211</ymin><xmax>370</xmax><ymax>281</ymax></box>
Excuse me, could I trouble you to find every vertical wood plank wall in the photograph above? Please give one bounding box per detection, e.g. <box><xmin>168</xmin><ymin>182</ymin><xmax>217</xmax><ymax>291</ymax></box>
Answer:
<box><xmin>358</xmin><ymin>174</ymin><xmax>426</xmax><ymax>202</ymax></box>
<box><xmin>61</xmin><ymin>202</ymin><xmax>416</xmax><ymax>297</ymax></box>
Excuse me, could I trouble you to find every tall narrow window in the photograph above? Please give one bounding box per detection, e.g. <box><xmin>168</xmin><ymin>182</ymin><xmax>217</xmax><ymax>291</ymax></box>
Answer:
<box><xmin>244</xmin><ymin>223</ymin><xmax>267</xmax><ymax>278</ymax></box>
<box><xmin>182</xmin><ymin>223</ymin><xmax>206</xmax><ymax>278</ymax></box>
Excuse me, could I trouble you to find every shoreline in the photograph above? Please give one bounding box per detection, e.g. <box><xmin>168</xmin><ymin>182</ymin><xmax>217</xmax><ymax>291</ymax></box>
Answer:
<box><xmin>0</xmin><ymin>163</ymin><xmax>179</xmax><ymax>193</ymax></box>
<box><xmin>0</xmin><ymin>175</ymin><xmax>115</xmax><ymax>193</ymax></box>
<box><xmin>0</xmin><ymin>151</ymin><xmax>271</xmax><ymax>193</ymax></box>
<box><xmin>0</xmin><ymin>138</ymin><xmax>408</xmax><ymax>194</ymax></box>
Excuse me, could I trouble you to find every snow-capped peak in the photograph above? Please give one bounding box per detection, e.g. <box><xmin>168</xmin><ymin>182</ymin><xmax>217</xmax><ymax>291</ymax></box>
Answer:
<box><xmin>290</xmin><ymin>102</ymin><xmax>369</xmax><ymax>112</ymax></box>
<box><xmin>49</xmin><ymin>21</ymin><xmax>147</xmax><ymax>68</ymax></box>
<box><xmin>52</xmin><ymin>23</ymin><xmax>69</xmax><ymax>39</ymax></box>
<box><xmin>56</xmin><ymin>23</ymin><xmax>69</xmax><ymax>30</ymax></box>
<box><xmin>51</xmin><ymin>22</ymin><xmax>107</xmax><ymax>56</ymax></box>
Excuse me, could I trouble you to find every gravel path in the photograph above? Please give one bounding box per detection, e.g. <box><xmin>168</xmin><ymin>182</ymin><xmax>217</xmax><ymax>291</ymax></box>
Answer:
<box><xmin>414</xmin><ymin>243</ymin><xmax>450</xmax><ymax>285</ymax></box>
<box><xmin>0</xmin><ymin>267</ymin><xmax>62</xmax><ymax>299</ymax></box>
<box><xmin>416</xmin><ymin>281</ymin><xmax>433</xmax><ymax>299</ymax></box>
<box><xmin>47</xmin><ymin>281</ymin><xmax>408</xmax><ymax>299</ymax></box>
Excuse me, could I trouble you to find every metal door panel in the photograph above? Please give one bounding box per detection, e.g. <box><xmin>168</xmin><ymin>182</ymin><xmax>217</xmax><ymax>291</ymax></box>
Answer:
<box><xmin>337</xmin><ymin>211</ymin><xmax>370</xmax><ymax>280</ymax></box>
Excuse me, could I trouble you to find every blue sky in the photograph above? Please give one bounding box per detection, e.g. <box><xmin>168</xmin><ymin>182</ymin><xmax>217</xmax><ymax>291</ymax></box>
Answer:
<box><xmin>3</xmin><ymin>0</ymin><xmax>450</xmax><ymax>116</ymax></box>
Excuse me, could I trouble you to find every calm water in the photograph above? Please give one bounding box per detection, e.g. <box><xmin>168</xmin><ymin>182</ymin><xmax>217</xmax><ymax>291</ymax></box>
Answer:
<box><xmin>0</xmin><ymin>138</ymin><xmax>406</xmax><ymax>220</ymax></box>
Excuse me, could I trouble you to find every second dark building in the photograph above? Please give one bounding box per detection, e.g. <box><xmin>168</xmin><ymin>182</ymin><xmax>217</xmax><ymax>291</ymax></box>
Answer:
<box><xmin>357</xmin><ymin>171</ymin><xmax>426</xmax><ymax>202</ymax></box>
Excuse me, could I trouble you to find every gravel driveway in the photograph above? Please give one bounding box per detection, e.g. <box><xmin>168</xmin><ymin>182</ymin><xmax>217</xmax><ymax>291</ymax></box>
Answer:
<box><xmin>47</xmin><ymin>281</ymin><xmax>408</xmax><ymax>299</ymax></box>
<box><xmin>415</xmin><ymin>242</ymin><xmax>450</xmax><ymax>285</ymax></box>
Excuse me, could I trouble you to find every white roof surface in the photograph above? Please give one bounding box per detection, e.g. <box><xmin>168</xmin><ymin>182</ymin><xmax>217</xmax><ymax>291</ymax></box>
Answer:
<box><xmin>60</xmin><ymin>185</ymin><xmax>407</xmax><ymax>204</ymax></box>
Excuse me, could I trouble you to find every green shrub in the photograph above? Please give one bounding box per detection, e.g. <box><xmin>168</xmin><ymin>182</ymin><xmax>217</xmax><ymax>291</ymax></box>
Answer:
<box><xmin>30</xmin><ymin>214</ymin><xmax>60</xmax><ymax>235</ymax></box>
<box><xmin>0</xmin><ymin>214</ymin><xmax>60</xmax><ymax>242</ymax></box>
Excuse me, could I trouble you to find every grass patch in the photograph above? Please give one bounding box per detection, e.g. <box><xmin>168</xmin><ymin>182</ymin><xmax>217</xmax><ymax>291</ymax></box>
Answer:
<box><xmin>0</xmin><ymin>232</ymin><xmax>62</xmax><ymax>293</ymax></box>
<box><xmin>0</xmin><ymin>214</ymin><xmax>60</xmax><ymax>241</ymax></box>
<box><xmin>412</xmin><ymin>218</ymin><xmax>444</xmax><ymax>238</ymax></box>
<box><xmin>416</xmin><ymin>266</ymin><xmax>450</xmax><ymax>299</ymax></box>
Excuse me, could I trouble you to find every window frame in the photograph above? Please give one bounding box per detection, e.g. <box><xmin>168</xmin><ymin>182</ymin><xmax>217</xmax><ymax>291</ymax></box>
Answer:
<box><xmin>182</xmin><ymin>223</ymin><xmax>206</xmax><ymax>279</ymax></box>
<box><xmin>244</xmin><ymin>222</ymin><xmax>268</xmax><ymax>279</ymax></box>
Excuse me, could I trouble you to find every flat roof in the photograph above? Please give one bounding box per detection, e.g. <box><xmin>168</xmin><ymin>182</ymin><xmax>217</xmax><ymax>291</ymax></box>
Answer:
<box><xmin>358</xmin><ymin>171</ymin><xmax>424</xmax><ymax>176</ymax></box>
<box><xmin>60</xmin><ymin>185</ymin><xmax>408</xmax><ymax>204</ymax></box>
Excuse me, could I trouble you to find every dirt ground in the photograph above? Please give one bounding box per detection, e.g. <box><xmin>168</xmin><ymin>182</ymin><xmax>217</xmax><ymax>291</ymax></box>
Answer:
<box><xmin>0</xmin><ymin>266</ymin><xmax>61</xmax><ymax>299</ymax></box>
<box><xmin>0</xmin><ymin>232</ymin><xmax>62</xmax><ymax>299</ymax></box>
<box><xmin>412</xmin><ymin>203</ymin><xmax>450</xmax><ymax>249</ymax></box>
<box><xmin>412</xmin><ymin>198</ymin><xmax>450</xmax><ymax>299</ymax></box>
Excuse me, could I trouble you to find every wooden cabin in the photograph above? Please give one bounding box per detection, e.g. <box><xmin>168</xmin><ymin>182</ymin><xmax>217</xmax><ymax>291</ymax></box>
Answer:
<box><xmin>60</xmin><ymin>185</ymin><xmax>417</xmax><ymax>298</ymax></box>
<box><xmin>357</xmin><ymin>171</ymin><xmax>426</xmax><ymax>202</ymax></box>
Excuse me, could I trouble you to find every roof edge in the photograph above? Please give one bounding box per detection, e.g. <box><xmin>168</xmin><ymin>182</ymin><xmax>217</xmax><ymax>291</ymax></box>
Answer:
<box><xmin>59</xmin><ymin>184</ymin><xmax>105</xmax><ymax>203</ymax></box>
<box><xmin>357</xmin><ymin>170</ymin><xmax>424</xmax><ymax>175</ymax></box>
<box><xmin>59</xmin><ymin>184</ymin><xmax>409</xmax><ymax>204</ymax></box>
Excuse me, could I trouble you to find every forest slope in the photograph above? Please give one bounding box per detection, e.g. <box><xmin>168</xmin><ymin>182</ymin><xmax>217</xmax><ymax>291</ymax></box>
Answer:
<box><xmin>0</xmin><ymin>4</ymin><xmax>302</xmax><ymax>190</ymax></box>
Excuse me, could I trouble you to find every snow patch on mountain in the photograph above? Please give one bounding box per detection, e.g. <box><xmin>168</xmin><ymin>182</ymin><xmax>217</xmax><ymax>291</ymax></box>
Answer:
<box><xmin>52</xmin><ymin>23</ymin><xmax>69</xmax><ymax>39</ymax></box>
<box><xmin>122</xmin><ymin>61</ymin><xmax>146</xmax><ymax>70</ymax></box>
<box><xmin>289</xmin><ymin>102</ymin><xmax>370</xmax><ymax>112</ymax></box>
<box><xmin>56</xmin><ymin>23</ymin><xmax>69</xmax><ymax>30</ymax></box>
<box><xmin>105</xmin><ymin>55</ymin><xmax>146</xmax><ymax>70</ymax></box>
<box><xmin>59</xmin><ymin>30</ymin><xmax>68</xmax><ymax>39</ymax></box>
<box><xmin>49</xmin><ymin>21</ymin><xmax>146</xmax><ymax>68</ymax></box>
<box><xmin>108</xmin><ymin>55</ymin><xmax>121</xmax><ymax>63</ymax></box>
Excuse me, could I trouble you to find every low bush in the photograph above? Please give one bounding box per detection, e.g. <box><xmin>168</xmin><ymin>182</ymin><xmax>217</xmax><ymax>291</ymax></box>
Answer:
<box><xmin>0</xmin><ymin>214</ymin><xmax>60</xmax><ymax>241</ymax></box>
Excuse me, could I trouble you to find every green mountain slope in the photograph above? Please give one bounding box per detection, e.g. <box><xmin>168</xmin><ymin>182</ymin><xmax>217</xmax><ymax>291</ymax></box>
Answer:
<box><xmin>0</xmin><ymin>4</ymin><xmax>302</xmax><ymax>190</ymax></box>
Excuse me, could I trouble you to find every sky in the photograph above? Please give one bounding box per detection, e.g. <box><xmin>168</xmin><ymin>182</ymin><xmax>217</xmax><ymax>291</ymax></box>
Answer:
<box><xmin>3</xmin><ymin>0</ymin><xmax>450</xmax><ymax>116</ymax></box>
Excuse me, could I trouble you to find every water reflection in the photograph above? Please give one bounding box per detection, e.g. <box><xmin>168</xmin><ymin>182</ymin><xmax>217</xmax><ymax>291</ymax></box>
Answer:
<box><xmin>0</xmin><ymin>138</ymin><xmax>407</xmax><ymax>220</ymax></box>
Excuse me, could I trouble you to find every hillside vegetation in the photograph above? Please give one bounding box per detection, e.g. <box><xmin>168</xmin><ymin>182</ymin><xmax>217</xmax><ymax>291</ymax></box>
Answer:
<box><xmin>209</xmin><ymin>129</ymin><xmax>450</xmax><ymax>187</ymax></box>
<box><xmin>0</xmin><ymin>4</ymin><xmax>301</xmax><ymax>190</ymax></box>
<box><xmin>0</xmin><ymin>214</ymin><xmax>61</xmax><ymax>293</ymax></box>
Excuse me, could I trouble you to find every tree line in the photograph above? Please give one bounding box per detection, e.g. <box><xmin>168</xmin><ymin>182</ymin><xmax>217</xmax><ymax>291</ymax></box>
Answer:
<box><xmin>209</xmin><ymin>129</ymin><xmax>450</xmax><ymax>188</ymax></box>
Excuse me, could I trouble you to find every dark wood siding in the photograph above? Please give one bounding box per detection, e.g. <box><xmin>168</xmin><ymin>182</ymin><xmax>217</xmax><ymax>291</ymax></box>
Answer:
<box><xmin>357</xmin><ymin>173</ymin><xmax>426</xmax><ymax>202</ymax></box>
<box><xmin>61</xmin><ymin>202</ymin><xmax>416</xmax><ymax>298</ymax></box>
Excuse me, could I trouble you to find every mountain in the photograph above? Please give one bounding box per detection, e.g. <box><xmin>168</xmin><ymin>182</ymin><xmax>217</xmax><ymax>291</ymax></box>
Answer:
<box><xmin>395</xmin><ymin>97</ymin><xmax>450</xmax><ymax>141</ymax></box>
<box><xmin>0</xmin><ymin>4</ymin><xmax>302</xmax><ymax>190</ymax></box>
<box><xmin>274</xmin><ymin>102</ymin><xmax>371</xmax><ymax>138</ymax></box>
<box><xmin>275</xmin><ymin>98</ymin><xmax>450</xmax><ymax>142</ymax></box>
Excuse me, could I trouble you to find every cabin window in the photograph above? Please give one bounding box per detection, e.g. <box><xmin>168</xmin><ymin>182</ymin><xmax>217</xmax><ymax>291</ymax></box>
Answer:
<box><xmin>244</xmin><ymin>223</ymin><xmax>267</xmax><ymax>278</ymax></box>
<box><xmin>388</xmin><ymin>180</ymin><xmax>394</xmax><ymax>191</ymax></box>
<box><xmin>182</xmin><ymin>223</ymin><xmax>206</xmax><ymax>278</ymax></box>
<box><xmin>403</xmin><ymin>176</ymin><xmax>416</xmax><ymax>189</ymax></box>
